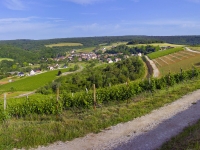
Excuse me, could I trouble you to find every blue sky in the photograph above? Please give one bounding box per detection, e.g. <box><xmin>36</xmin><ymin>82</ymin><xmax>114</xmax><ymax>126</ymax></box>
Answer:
<box><xmin>0</xmin><ymin>0</ymin><xmax>200</xmax><ymax>40</ymax></box>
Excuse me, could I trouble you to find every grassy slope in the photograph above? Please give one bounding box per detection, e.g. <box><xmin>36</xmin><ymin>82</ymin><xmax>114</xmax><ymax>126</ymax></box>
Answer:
<box><xmin>0</xmin><ymin>68</ymin><xmax>69</xmax><ymax>92</ymax></box>
<box><xmin>147</xmin><ymin>47</ymin><xmax>184</xmax><ymax>60</ymax></box>
<box><xmin>1</xmin><ymin>76</ymin><xmax>200</xmax><ymax>149</ymax></box>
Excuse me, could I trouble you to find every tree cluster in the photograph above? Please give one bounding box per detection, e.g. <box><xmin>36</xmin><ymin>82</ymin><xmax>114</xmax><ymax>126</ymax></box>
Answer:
<box><xmin>106</xmin><ymin>45</ymin><xmax>160</xmax><ymax>55</ymax></box>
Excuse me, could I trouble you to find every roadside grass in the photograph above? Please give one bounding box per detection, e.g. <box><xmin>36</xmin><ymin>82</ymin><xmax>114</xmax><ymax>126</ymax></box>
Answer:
<box><xmin>159</xmin><ymin>119</ymin><xmax>200</xmax><ymax>150</ymax></box>
<box><xmin>147</xmin><ymin>47</ymin><xmax>184</xmax><ymax>60</ymax></box>
<box><xmin>0</xmin><ymin>58</ymin><xmax>14</xmax><ymax>62</ymax></box>
<box><xmin>45</xmin><ymin>43</ymin><xmax>83</xmax><ymax>47</ymax></box>
<box><xmin>1</xmin><ymin>77</ymin><xmax>200</xmax><ymax>149</ymax></box>
<box><xmin>0</xmin><ymin>68</ymin><xmax>70</xmax><ymax>92</ymax></box>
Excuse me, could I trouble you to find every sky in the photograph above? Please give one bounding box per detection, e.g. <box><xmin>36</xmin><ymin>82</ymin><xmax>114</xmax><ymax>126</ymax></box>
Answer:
<box><xmin>0</xmin><ymin>0</ymin><xmax>200</xmax><ymax>40</ymax></box>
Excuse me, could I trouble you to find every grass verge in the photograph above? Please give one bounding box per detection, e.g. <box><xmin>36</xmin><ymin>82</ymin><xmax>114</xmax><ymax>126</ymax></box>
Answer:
<box><xmin>0</xmin><ymin>77</ymin><xmax>200</xmax><ymax>149</ymax></box>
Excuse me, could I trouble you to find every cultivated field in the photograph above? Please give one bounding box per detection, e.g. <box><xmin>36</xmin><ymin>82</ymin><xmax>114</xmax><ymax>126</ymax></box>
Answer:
<box><xmin>45</xmin><ymin>42</ymin><xmax>83</xmax><ymax>47</ymax></box>
<box><xmin>152</xmin><ymin>50</ymin><xmax>200</xmax><ymax>75</ymax></box>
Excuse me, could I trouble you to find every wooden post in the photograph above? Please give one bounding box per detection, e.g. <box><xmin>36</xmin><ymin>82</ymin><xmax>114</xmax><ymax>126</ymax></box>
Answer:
<box><xmin>56</xmin><ymin>86</ymin><xmax>59</xmax><ymax>101</ymax></box>
<box><xmin>93</xmin><ymin>84</ymin><xmax>96</xmax><ymax>110</ymax></box>
<box><xmin>4</xmin><ymin>93</ymin><xmax>6</xmax><ymax>110</ymax></box>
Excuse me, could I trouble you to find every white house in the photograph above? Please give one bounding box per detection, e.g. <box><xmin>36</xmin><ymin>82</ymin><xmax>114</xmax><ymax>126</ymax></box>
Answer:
<box><xmin>30</xmin><ymin>70</ymin><xmax>35</xmax><ymax>76</ymax></box>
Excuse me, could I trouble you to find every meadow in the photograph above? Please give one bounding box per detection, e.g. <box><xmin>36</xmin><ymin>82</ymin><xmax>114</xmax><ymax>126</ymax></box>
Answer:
<box><xmin>76</xmin><ymin>47</ymin><xmax>96</xmax><ymax>53</ymax></box>
<box><xmin>0</xmin><ymin>68</ymin><xmax>70</xmax><ymax>92</ymax></box>
<box><xmin>45</xmin><ymin>42</ymin><xmax>83</xmax><ymax>47</ymax></box>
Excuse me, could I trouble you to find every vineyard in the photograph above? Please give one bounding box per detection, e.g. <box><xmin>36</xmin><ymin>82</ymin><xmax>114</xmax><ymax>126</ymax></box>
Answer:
<box><xmin>0</xmin><ymin>68</ymin><xmax>199</xmax><ymax>120</ymax></box>
<box><xmin>152</xmin><ymin>50</ymin><xmax>200</xmax><ymax>75</ymax></box>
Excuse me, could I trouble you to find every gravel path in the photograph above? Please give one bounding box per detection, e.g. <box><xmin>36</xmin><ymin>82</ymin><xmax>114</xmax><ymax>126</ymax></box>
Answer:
<box><xmin>36</xmin><ymin>89</ymin><xmax>200</xmax><ymax>150</ymax></box>
<box><xmin>145</xmin><ymin>56</ymin><xmax>160</xmax><ymax>77</ymax></box>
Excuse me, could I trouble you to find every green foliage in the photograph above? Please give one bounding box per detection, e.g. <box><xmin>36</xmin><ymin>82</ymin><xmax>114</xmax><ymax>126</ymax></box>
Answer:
<box><xmin>147</xmin><ymin>47</ymin><xmax>184</xmax><ymax>59</ymax></box>
<box><xmin>106</xmin><ymin>45</ymin><xmax>159</xmax><ymax>55</ymax></box>
<box><xmin>45</xmin><ymin>57</ymin><xmax>145</xmax><ymax>93</ymax></box>
<box><xmin>127</xmin><ymin>39</ymin><xmax>164</xmax><ymax>45</ymax></box>
<box><xmin>1</xmin><ymin>68</ymin><xmax>198</xmax><ymax>120</ymax></box>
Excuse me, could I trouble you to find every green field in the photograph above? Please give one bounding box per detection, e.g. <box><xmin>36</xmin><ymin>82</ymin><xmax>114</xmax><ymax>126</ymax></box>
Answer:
<box><xmin>147</xmin><ymin>47</ymin><xmax>184</xmax><ymax>60</ymax></box>
<box><xmin>45</xmin><ymin>42</ymin><xmax>83</xmax><ymax>47</ymax></box>
<box><xmin>0</xmin><ymin>58</ymin><xmax>14</xmax><ymax>62</ymax></box>
<box><xmin>0</xmin><ymin>68</ymin><xmax>69</xmax><ymax>92</ymax></box>
<box><xmin>76</xmin><ymin>47</ymin><xmax>96</xmax><ymax>52</ymax></box>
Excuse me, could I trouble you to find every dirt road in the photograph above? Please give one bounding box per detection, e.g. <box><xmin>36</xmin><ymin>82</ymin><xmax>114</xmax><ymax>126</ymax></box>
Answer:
<box><xmin>36</xmin><ymin>89</ymin><xmax>200</xmax><ymax>150</ymax></box>
<box><xmin>145</xmin><ymin>56</ymin><xmax>159</xmax><ymax>77</ymax></box>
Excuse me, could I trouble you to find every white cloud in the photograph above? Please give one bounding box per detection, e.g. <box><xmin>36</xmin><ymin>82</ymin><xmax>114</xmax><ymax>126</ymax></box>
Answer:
<box><xmin>3</xmin><ymin>0</ymin><xmax>26</xmax><ymax>10</ymax></box>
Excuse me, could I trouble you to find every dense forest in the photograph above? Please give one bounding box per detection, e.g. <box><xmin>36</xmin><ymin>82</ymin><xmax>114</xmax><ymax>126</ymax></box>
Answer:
<box><xmin>0</xmin><ymin>36</ymin><xmax>200</xmax><ymax>51</ymax></box>
<box><xmin>37</xmin><ymin>56</ymin><xmax>145</xmax><ymax>94</ymax></box>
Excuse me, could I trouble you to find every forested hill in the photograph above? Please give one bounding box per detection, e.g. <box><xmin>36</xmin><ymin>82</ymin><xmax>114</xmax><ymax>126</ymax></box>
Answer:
<box><xmin>0</xmin><ymin>45</ymin><xmax>38</xmax><ymax>64</ymax></box>
<box><xmin>0</xmin><ymin>36</ymin><xmax>200</xmax><ymax>50</ymax></box>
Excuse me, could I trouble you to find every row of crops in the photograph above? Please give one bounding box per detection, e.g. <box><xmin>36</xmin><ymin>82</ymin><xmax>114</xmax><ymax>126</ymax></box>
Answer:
<box><xmin>147</xmin><ymin>47</ymin><xmax>184</xmax><ymax>59</ymax></box>
<box><xmin>0</xmin><ymin>68</ymin><xmax>199</xmax><ymax>121</ymax></box>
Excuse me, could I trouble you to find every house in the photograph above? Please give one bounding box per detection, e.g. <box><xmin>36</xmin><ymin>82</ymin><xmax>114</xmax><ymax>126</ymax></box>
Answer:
<box><xmin>49</xmin><ymin>66</ymin><xmax>54</xmax><ymax>70</ymax></box>
<box><xmin>115</xmin><ymin>58</ymin><xmax>121</xmax><ymax>62</ymax></box>
<box><xmin>107</xmin><ymin>58</ymin><xmax>113</xmax><ymax>63</ymax></box>
<box><xmin>138</xmin><ymin>53</ymin><xmax>142</xmax><ymax>57</ymax></box>
<box><xmin>30</xmin><ymin>70</ymin><xmax>35</xmax><ymax>76</ymax></box>
<box><xmin>18</xmin><ymin>72</ymin><xmax>24</xmax><ymax>77</ymax></box>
